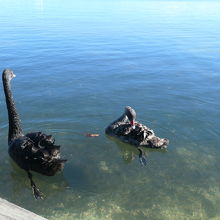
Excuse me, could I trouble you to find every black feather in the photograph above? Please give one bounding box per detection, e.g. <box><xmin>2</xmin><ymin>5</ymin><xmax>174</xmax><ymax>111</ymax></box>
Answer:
<box><xmin>2</xmin><ymin>69</ymin><xmax>66</xmax><ymax>199</ymax></box>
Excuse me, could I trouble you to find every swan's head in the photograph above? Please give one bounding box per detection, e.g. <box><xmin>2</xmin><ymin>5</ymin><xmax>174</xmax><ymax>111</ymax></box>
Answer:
<box><xmin>2</xmin><ymin>69</ymin><xmax>16</xmax><ymax>82</ymax></box>
<box><xmin>124</xmin><ymin>106</ymin><xmax>136</xmax><ymax>128</ymax></box>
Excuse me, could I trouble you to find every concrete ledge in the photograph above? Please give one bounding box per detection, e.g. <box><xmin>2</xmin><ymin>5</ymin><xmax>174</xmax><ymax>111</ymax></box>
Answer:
<box><xmin>0</xmin><ymin>198</ymin><xmax>47</xmax><ymax>220</ymax></box>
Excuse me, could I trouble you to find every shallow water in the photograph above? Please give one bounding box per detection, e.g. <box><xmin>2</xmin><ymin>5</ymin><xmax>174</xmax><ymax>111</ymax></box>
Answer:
<box><xmin>0</xmin><ymin>0</ymin><xmax>220</xmax><ymax>219</ymax></box>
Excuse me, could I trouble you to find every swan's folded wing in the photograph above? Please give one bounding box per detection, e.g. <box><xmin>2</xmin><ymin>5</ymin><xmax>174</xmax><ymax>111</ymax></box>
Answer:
<box><xmin>25</xmin><ymin>133</ymin><xmax>60</xmax><ymax>158</ymax></box>
<box><xmin>26</xmin><ymin>132</ymin><xmax>55</xmax><ymax>147</ymax></box>
<box><xmin>18</xmin><ymin>135</ymin><xmax>66</xmax><ymax>175</ymax></box>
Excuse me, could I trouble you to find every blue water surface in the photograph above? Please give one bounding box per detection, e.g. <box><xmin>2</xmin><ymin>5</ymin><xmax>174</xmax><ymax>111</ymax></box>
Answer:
<box><xmin>0</xmin><ymin>0</ymin><xmax>220</xmax><ymax>219</ymax></box>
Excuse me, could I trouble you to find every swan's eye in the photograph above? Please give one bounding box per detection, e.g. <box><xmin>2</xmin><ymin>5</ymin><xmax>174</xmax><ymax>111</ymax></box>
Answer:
<box><xmin>10</xmin><ymin>72</ymin><xmax>16</xmax><ymax>80</ymax></box>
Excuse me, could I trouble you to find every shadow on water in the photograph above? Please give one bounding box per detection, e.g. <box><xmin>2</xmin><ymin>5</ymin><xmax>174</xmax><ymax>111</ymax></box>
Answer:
<box><xmin>9</xmin><ymin>156</ymin><xmax>100</xmax><ymax>197</ymax></box>
<box><xmin>106</xmin><ymin>135</ymin><xmax>167</xmax><ymax>166</ymax></box>
<box><xmin>8</xmin><ymin>158</ymin><xmax>68</xmax><ymax>197</ymax></box>
<box><xmin>63</xmin><ymin>162</ymin><xmax>100</xmax><ymax>194</ymax></box>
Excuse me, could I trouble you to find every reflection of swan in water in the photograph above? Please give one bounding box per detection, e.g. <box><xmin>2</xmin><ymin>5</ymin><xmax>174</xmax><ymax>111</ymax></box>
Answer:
<box><xmin>106</xmin><ymin>136</ymin><xmax>167</xmax><ymax>166</ymax></box>
<box><xmin>105</xmin><ymin>106</ymin><xmax>169</xmax><ymax>165</ymax></box>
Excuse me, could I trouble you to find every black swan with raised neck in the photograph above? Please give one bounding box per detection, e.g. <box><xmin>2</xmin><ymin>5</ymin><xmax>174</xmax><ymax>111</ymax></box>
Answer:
<box><xmin>105</xmin><ymin>106</ymin><xmax>169</xmax><ymax>165</ymax></box>
<box><xmin>2</xmin><ymin>69</ymin><xmax>66</xmax><ymax>199</ymax></box>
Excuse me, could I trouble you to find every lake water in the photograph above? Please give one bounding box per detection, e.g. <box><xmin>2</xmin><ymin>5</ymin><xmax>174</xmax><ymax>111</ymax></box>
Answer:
<box><xmin>0</xmin><ymin>0</ymin><xmax>220</xmax><ymax>219</ymax></box>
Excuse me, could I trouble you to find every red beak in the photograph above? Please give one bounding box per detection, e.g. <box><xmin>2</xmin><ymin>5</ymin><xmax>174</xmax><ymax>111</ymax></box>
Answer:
<box><xmin>130</xmin><ymin>120</ymin><xmax>135</xmax><ymax>126</ymax></box>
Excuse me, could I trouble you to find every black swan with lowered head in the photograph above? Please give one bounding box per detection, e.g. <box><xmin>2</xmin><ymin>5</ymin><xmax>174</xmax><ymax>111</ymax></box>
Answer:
<box><xmin>2</xmin><ymin>69</ymin><xmax>66</xmax><ymax>199</ymax></box>
<box><xmin>105</xmin><ymin>106</ymin><xmax>169</xmax><ymax>165</ymax></box>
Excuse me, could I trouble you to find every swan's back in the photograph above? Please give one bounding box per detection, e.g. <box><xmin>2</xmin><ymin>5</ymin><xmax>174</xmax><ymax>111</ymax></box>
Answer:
<box><xmin>105</xmin><ymin>106</ymin><xmax>169</xmax><ymax>149</ymax></box>
<box><xmin>106</xmin><ymin>121</ymin><xmax>168</xmax><ymax>148</ymax></box>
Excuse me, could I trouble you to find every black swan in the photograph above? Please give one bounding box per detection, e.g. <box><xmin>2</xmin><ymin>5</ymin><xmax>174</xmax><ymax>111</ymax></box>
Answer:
<box><xmin>105</xmin><ymin>106</ymin><xmax>169</xmax><ymax>165</ymax></box>
<box><xmin>2</xmin><ymin>69</ymin><xmax>66</xmax><ymax>199</ymax></box>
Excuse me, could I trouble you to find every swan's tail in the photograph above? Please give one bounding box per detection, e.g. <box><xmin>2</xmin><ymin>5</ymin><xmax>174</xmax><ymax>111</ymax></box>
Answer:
<box><xmin>42</xmin><ymin>158</ymin><xmax>67</xmax><ymax>176</ymax></box>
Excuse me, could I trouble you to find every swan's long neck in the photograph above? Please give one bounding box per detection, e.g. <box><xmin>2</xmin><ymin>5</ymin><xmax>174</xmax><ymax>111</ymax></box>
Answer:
<box><xmin>3</xmin><ymin>77</ymin><xmax>23</xmax><ymax>142</ymax></box>
<box><xmin>110</xmin><ymin>113</ymin><xmax>128</xmax><ymax>126</ymax></box>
